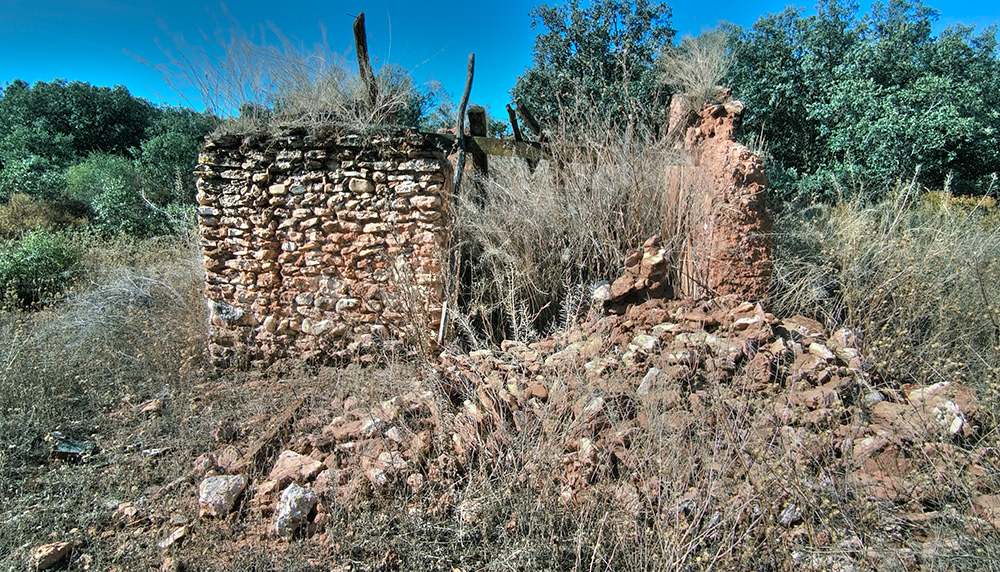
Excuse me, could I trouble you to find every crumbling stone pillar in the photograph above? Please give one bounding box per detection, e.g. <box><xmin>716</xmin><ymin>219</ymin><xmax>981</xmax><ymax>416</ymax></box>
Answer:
<box><xmin>667</xmin><ymin>90</ymin><xmax>772</xmax><ymax>300</ymax></box>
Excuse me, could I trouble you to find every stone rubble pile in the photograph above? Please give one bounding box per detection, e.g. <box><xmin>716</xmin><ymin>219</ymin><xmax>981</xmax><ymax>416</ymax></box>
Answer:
<box><xmin>196</xmin><ymin>127</ymin><xmax>453</xmax><ymax>366</ymax></box>
<box><xmin>187</xmin><ymin>246</ymin><xmax>995</xmax><ymax>549</ymax></box>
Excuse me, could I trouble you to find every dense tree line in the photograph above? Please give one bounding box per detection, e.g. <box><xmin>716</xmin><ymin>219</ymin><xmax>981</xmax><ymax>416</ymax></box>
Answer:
<box><xmin>513</xmin><ymin>0</ymin><xmax>1000</xmax><ymax>199</ymax></box>
<box><xmin>727</xmin><ymin>0</ymin><xmax>1000</xmax><ymax>200</ymax></box>
<box><xmin>0</xmin><ymin>78</ymin><xmax>216</xmax><ymax>237</ymax></box>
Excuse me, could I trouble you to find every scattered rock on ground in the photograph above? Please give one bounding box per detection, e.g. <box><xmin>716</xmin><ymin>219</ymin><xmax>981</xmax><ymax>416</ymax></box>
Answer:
<box><xmin>199</xmin><ymin>474</ymin><xmax>247</xmax><ymax>518</ymax></box>
<box><xmin>32</xmin><ymin>542</ymin><xmax>73</xmax><ymax>570</ymax></box>
<box><xmin>273</xmin><ymin>483</ymin><xmax>318</xmax><ymax>539</ymax></box>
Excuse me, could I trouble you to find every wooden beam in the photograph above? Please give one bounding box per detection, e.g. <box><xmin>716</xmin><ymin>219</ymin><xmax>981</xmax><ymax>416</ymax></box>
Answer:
<box><xmin>425</xmin><ymin>134</ymin><xmax>545</xmax><ymax>160</ymax></box>
<box><xmin>353</xmin><ymin>13</ymin><xmax>378</xmax><ymax>111</ymax></box>
<box><xmin>233</xmin><ymin>397</ymin><xmax>306</xmax><ymax>476</ymax></box>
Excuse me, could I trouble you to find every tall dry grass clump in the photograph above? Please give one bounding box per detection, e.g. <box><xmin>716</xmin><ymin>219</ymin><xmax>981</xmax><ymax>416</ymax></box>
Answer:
<box><xmin>141</xmin><ymin>10</ymin><xmax>410</xmax><ymax>132</ymax></box>
<box><xmin>659</xmin><ymin>30</ymin><xmax>734</xmax><ymax>113</ymax></box>
<box><xmin>455</xmin><ymin>120</ymin><xmax>684</xmax><ymax>343</ymax></box>
<box><xmin>770</xmin><ymin>182</ymin><xmax>1000</xmax><ymax>399</ymax></box>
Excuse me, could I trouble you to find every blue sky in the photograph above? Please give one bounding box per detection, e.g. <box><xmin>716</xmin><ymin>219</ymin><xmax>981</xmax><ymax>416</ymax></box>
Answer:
<box><xmin>0</xmin><ymin>0</ymin><xmax>997</xmax><ymax>117</ymax></box>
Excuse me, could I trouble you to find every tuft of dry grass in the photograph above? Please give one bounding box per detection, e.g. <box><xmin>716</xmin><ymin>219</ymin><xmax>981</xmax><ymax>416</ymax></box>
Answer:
<box><xmin>0</xmin><ymin>193</ymin><xmax>87</xmax><ymax>239</ymax></box>
<box><xmin>454</xmin><ymin>120</ymin><xmax>685</xmax><ymax>343</ymax></box>
<box><xmin>659</xmin><ymin>30</ymin><xmax>735</xmax><ymax>113</ymax></box>
<box><xmin>769</xmin><ymin>182</ymin><xmax>1000</xmax><ymax>401</ymax></box>
<box><xmin>140</xmin><ymin>9</ymin><xmax>411</xmax><ymax>133</ymax></box>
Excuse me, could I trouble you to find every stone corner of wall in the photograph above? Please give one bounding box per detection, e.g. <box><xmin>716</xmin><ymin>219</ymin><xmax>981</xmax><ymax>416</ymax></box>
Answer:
<box><xmin>671</xmin><ymin>91</ymin><xmax>774</xmax><ymax>302</ymax></box>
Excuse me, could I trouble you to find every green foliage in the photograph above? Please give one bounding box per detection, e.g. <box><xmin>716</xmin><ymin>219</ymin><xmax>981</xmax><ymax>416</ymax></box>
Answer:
<box><xmin>139</xmin><ymin>107</ymin><xmax>215</xmax><ymax>204</ymax></box>
<box><xmin>512</xmin><ymin>0</ymin><xmax>675</xmax><ymax>131</ymax></box>
<box><xmin>0</xmin><ymin>155</ymin><xmax>68</xmax><ymax>202</ymax></box>
<box><xmin>0</xmin><ymin>79</ymin><xmax>155</xmax><ymax>167</ymax></box>
<box><xmin>0</xmin><ymin>230</ymin><xmax>80</xmax><ymax>309</ymax></box>
<box><xmin>67</xmin><ymin>153</ymin><xmax>169</xmax><ymax>238</ymax></box>
<box><xmin>0</xmin><ymin>80</ymin><xmax>214</xmax><ymax>237</ymax></box>
<box><xmin>726</xmin><ymin>0</ymin><xmax>1000</xmax><ymax>200</ymax></box>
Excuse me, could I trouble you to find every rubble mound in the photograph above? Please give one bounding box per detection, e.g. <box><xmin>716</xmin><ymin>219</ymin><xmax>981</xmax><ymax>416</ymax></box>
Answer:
<box><xmin>186</xmin><ymin>250</ymin><xmax>996</xmax><ymax>566</ymax></box>
<box><xmin>174</xmin><ymin>238</ymin><xmax>1000</xmax><ymax>569</ymax></box>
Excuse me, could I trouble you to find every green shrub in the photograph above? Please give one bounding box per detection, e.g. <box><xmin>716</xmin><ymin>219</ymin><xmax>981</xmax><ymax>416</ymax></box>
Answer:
<box><xmin>66</xmin><ymin>153</ymin><xmax>169</xmax><ymax>237</ymax></box>
<box><xmin>0</xmin><ymin>230</ymin><xmax>80</xmax><ymax>309</ymax></box>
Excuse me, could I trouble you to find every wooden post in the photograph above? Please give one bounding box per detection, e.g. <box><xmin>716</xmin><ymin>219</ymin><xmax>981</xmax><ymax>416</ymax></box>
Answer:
<box><xmin>514</xmin><ymin>99</ymin><xmax>545</xmax><ymax>142</ymax></box>
<box><xmin>444</xmin><ymin>53</ymin><xmax>475</xmax><ymax>348</ymax></box>
<box><xmin>506</xmin><ymin>104</ymin><xmax>523</xmax><ymax>142</ymax></box>
<box><xmin>507</xmin><ymin>103</ymin><xmax>538</xmax><ymax>172</ymax></box>
<box><xmin>353</xmin><ymin>13</ymin><xmax>378</xmax><ymax>111</ymax></box>
<box><xmin>466</xmin><ymin>105</ymin><xmax>488</xmax><ymax>176</ymax></box>
<box><xmin>467</xmin><ymin>105</ymin><xmax>487</xmax><ymax>136</ymax></box>
<box><xmin>453</xmin><ymin>54</ymin><xmax>475</xmax><ymax>197</ymax></box>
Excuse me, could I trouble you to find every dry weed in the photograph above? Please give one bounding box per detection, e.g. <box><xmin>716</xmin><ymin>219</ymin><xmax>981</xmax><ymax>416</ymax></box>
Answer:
<box><xmin>139</xmin><ymin>8</ymin><xmax>410</xmax><ymax>133</ymax></box>
<box><xmin>769</xmin><ymin>183</ymin><xmax>1000</xmax><ymax>402</ymax></box>
<box><xmin>659</xmin><ymin>30</ymin><xmax>735</xmax><ymax>113</ymax></box>
<box><xmin>455</xmin><ymin>121</ymin><xmax>684</xmax><ymax>343</ymax></box>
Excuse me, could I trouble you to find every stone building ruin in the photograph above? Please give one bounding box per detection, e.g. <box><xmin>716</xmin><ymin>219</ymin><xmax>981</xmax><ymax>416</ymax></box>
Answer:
<box><xmin>195</xmin><ymin>94</ymin><xmax>772</xmax><ymax>367</ymax></box>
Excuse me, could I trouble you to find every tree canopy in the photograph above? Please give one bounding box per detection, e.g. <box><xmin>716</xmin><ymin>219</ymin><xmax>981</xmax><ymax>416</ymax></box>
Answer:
<box><xmin>0</xmin><ymin>79</ymin><xmax>217</xmax><ymax>236</ymax></box>
<box><xmin>726</xmin><ymin>0</ymin><xmax>1000</xmax><ymax>199</ymax></box>
<box><xmin>511</xmin><ymin>0</ymin><xmax>675</xmax><ymax>131</ymax></box>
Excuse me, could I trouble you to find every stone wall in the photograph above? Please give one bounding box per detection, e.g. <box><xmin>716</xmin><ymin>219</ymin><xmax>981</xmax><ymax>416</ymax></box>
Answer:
<box><xmin>667</xmin><ymin>91</ymin><xmax>773</xmax><ymax>301</ymax></box>
<box><xmin>196</xmin><ymin>128</ymin><xmax>453</xmax><ymax>366</ymax></box>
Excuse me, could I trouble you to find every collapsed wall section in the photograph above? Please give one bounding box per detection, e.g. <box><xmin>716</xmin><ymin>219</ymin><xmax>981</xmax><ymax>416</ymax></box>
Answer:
<box><xmin>196</xmin><ymin>128</ymin><xmax>453</xmax><ymax>366</ymax></box>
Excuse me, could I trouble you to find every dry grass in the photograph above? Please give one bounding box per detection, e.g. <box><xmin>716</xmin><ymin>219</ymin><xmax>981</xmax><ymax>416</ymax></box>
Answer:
<box><xmin>140</xmin><ymin>9</ymin><xmax>411</xmax><ymax>133</ymax></box>
<box><xmin>0</xmin><ymin>193</ymin><xmax>87</xmax><ymax>239</ymax></box>
<box><xmin>454</xmin><ymin>121</ymin><xmax>685</xmax><ymax>343</ymax></box>
<box><xmin>0</xmin><ymin>227</ymin><xmax>209</xmax><ymax>569</ymax></box>
<box><xmin>769</xmin><ymin>182</ymin><xmax>1000</xmax><ymax>401</ymax></box>
<box><xmin>2</xmin><ymin>191</ymin><xmax>1000</xmax><ymax>569</ymax></box>
<box><xmin>659</xmin><ymin>30</ymin><xmax>734</xmax><ymax>113</ymax></box>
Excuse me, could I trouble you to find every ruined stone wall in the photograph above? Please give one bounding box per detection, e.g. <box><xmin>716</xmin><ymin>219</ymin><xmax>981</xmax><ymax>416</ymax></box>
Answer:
<box><xmin>196</xmin><ymin>128</ymin><xmax>453</xmax><ymax>366</ymax></box>
<box><xmin>667</xmin><ymin>92</ymin><xmax>773</xmax><ymax>301</ymax></box>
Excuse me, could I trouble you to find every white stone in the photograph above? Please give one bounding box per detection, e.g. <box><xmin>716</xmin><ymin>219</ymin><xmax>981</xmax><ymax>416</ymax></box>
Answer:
<box><xmin>349</xmin><ymin>178</ymin><xmax>374</xmax><ymax>193</ymax></box>
<box><xmin>199</xmin><ymin>474</ymin><xmax>247</xmax><ymax>517</ymax></box>
<box><xmin>409</xmin><ymin>195</ymin><xmax>442</xmax><ymax>210</ymax></box>
<box><xmin>273</xmin><ymin>484</ymin><xmax>318</xmax><ymax>539</ymax></box>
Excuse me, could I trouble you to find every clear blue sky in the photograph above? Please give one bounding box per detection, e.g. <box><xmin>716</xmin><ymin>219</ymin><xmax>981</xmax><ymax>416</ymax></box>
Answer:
<box><xmin>0</xmin><ymin>0</ymin><xmax>997</xmax><ymax>118</ymax></box>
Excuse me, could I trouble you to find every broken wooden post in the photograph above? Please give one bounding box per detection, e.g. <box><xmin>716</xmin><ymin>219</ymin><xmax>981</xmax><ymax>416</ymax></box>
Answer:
<box><xmin>443</xmin><ymin>53</ymin><xmax>475</xmax><ymax>347</ymax></box>
<box><xmin>508</xmin><ymin>103</ymin><xmax>538</xmax><ymax>172</ymax></box>
<box><xmin>506</xmin><ymin>104</ymin><xmax>524</xmax><ymax>142</ymax></box>
<box><xmin>466</xmin><ymin>105</ymin><xmax>488</xmax><ymax>175</ymax></box>
<box><xmin>515</xmin><ymin>100</ymin><xmax>545</xmax><ymax>142</ymax></box>
<box><xmin>353</xmin><ymin>13</ymin><xmax>379</xmax><ymax>111</ymax></box>
<box><xmin>453</xmin><ymin>54</ymin><xmax>475</xmax><ymax>197</ymax></box>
